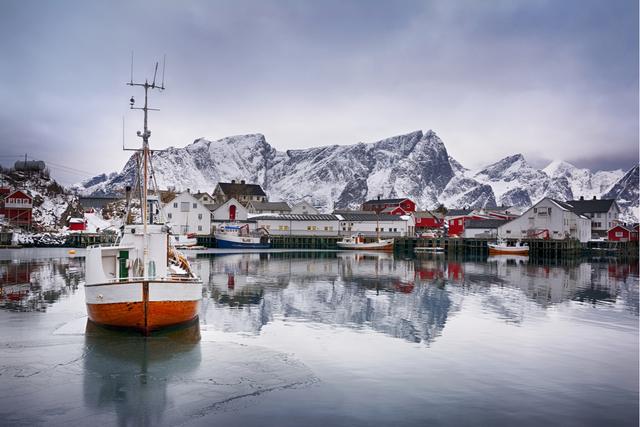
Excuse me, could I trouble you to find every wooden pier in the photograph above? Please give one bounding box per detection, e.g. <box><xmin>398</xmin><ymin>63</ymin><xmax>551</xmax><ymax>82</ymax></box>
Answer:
<box><xmin>195</xmin><ymin>234</ymin><xmax>638</xmax><ymax>259</ymax></box>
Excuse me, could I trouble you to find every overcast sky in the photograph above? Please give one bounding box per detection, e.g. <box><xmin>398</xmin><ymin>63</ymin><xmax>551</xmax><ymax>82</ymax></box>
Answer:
<box><xmin>1</xmin><ymin>0</ymin><xmax>638</xmax><ymax>184</ymax></box>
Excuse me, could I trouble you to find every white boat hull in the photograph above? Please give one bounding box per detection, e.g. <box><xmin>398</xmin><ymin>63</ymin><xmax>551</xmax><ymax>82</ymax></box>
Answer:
<box><xmin>337</xmin><ymin>239</ymin><xmax>394</xmax><ymax>251</ymax></box>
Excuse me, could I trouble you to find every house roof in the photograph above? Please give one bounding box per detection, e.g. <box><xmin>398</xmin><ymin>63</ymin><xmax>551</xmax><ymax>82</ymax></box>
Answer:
<box><xmin>249</xmin><ymin>201</ymin><xmax>291</xmax><ymax>211</ymax></box>
<box><xmin>7</xmin><ymin>189</ymin><xmax>32</xmax><ymax>199</ymax></box>
<box><xmin>465</xmin><ymin>219</ymin><xmax>509</xmax><ymax>229</ymax></box>
<box><xmin>445</xmin><ymin>209</ymin><xmax>473</xmax><ymax>217</ymax></box>
<box><xmin>607</xmin><ymin>224</ymin><xmax>634</xmax><ymax>233</ymax></box>
<box><xmin>549</xmin><ymin>199</ymin><xmax>591</xmax><ymax>219</ymax></box>
<box><xmin>217</xmin><ymin>182</ymin><xmax>267</xmax><ymax>197</ymax></box>
<box><xmin>255</xmin><ymin>213</ymin><xmax>338</xmax><ymax>221</ymax></box>
<box><xmin>564</xmin><ymin>198</ymin><xmax>618</xmax><ymax>214</ymax></box>
<box><xmin>380</xmin><ymin>206</ymin><xmax>405</xmax><ymax>214</ymax></box>
<box><xmin>204</xmin><ymin>203</ymin><xmax>222</xmax><ymax>212</ymax></box>
<box><xmin>413</xmin><ymin>210</ymin><xmax>443</xmax><ymax>219</ymax></box>
<box><xmin>333</xmin><ymin>209</ymin><xmax>376</xmax><ymax>214</ymax></box>
<box><xmin>159</xmin><ymin>190</ymin><xmax>177</xmax><ymax>204</ymax></box>
<box><xmin>363</xmin><ymin>198</ymin><xmax>410</xmax><ymax>205</ymax></box>
<box><xmin>193</xmin><ymin>192</ymin><xmax>213</xmax><ymax>200</ymax></box>
<box><xmin>337</xmin><ymin>213</ymin><xmax>408</xmax><ymax>222</ymax></box>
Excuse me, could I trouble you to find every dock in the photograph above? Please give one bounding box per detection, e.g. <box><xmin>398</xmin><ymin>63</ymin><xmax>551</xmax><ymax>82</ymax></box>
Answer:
<box><xmin>195</xmin><ymin>235</ymin><xmax>638</xmax><ymax>258</ymax></box>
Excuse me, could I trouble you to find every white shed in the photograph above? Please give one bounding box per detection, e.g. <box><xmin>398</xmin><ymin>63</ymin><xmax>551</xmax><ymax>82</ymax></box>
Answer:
<box><xmin>336</xmin><ymin>213</ymin><xmax>411</xmax><ymax>237</ymax></box>
<box><xmin>255</xmin><ymin>214</ymin><xmax>340</xmax><ymax>236</ymax></box>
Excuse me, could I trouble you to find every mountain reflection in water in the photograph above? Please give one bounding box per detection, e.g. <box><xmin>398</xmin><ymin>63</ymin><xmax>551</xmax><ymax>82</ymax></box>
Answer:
<box><xmin>195</xmin><ymin>252</ymin><xmax>638</xmax><ymax>345</ymax></box>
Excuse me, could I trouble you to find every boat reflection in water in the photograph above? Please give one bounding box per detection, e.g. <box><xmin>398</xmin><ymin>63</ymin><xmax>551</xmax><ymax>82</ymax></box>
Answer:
<box><xmin>82</xmin><ymin>320</ymin><xmax>201</xmax><ymax>426</ymax></box>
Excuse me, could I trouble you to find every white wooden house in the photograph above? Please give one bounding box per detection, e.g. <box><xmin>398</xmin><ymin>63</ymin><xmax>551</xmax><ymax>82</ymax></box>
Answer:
<box><xmin>497</xmin><ymin>198</ymin><xmax>591</xmax><ymax>242</ymax></box>
<box><xmin>207</xmin><ymin>198</ymin><xmax>249</xmax><ymax>222</ymax></box>
<box><xmin>161</xmin><ymin>191</ymin><xmax>211</xmax><ymax>235</ymax></box>
<box><xmin>290</xmin><ymin>201</ymin><xmax>320</xmax><ymax>215</ymax></box>
<box><xmin>563</xmin><ymin>197</ymin><xmax>620</xmax><ymax>239</ymax></box>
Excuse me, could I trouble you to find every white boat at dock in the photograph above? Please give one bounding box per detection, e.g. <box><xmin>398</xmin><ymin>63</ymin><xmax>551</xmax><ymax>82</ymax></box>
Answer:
<box><xmin>488</xmin><ymin>239</ymin><xmax>529</xmax><ymax>256</ymax></box>
<box><xmin>337</xmin><ymin>234</ymin><xmax>394</xmax><ymax>251</ymax></box>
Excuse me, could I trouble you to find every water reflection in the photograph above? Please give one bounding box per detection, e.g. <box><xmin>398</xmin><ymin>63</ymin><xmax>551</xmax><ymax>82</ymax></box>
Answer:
<box><xmin>0</xmin><ymin>257</ymin><xmax>83</xmax><ymax>311</ymax></box>
<box><xmin>82</xmin><ymin>321</ymin><xmax>201</xmax><ymax>426</ymax></box>
<box><xmin>197</xmin><ymin>252</ymin><xmax>639</xmax><ymax>345</ymax></box>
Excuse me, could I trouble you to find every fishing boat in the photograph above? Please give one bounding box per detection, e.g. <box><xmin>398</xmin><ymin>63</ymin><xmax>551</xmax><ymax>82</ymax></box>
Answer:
<box><xmin>214</xmin><ymin>223</ymin><xmax>271</xmax><ymax>249</ymax></box>
<box><xmin>84</xmin><ymin>61</ymin><xmax>202</xmax><ymax>334</ymax></box>
<box><xmin>337</xmin><ymin>233</ymin><xmax>394</xmax><ymax>251</ymax></box>
<box><xmin>488</xmin><ymin>239</ymin><xmax>529</xmax><ymax>256</ymax></box>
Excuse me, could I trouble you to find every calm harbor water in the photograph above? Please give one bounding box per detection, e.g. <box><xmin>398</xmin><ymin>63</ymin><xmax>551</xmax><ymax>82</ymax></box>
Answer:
<box><xmin>0</xmin><ymin>248</ymin><xmax>637</xmax><ymax>426</ymax></box>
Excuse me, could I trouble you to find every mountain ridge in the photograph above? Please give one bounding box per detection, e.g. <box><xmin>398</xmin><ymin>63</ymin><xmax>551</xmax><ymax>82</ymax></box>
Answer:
<box><xmin>74</xmin><ymin>130</ymin><xmax>638</xmax><ymax>221</ymax></box>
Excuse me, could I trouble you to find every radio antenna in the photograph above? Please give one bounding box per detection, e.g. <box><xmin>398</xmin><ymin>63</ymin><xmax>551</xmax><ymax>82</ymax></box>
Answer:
<box><xmin>161</xmin><ymin>54</ymin><xmax>166</xmax><ymax>89</ymax></box>
<box><xmin>130</xmin><ymin>51</ymin><xmax>134</xmax><ymax>85</ymax></box>
<box><xmin>152</xmin><ymin>62</ymin><xmax>158</xmax><ymax>88</ymax></box>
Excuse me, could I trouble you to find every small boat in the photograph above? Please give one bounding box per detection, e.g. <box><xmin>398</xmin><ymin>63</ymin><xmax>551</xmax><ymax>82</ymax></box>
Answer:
<box><xmin>214</xmin><ymin>224</ymin><xmax>271</xmax><ymax>249</ymax></box>
<box><xmin>337</xmin><ymin>234</ymin><xmax>394</xmax><ymax>251</ymax></box>
<box><xmin>171</xmin><ymin>233</ymin><xmax>198</xmax><ymax>248</ymax></box>
<box><xmin>84</xmin><ymin>64</ymin><xmax>202</xmax><ymax>335</ymax></box>
<box><xmin>488</xmin><ymin>239</ymin><xmax>529</xmax><ymax>255</ymax></box>
<box><xmin>414</xmin><ymin>246</ymin><xmax>445</xmax><ymax>253</ymax></box>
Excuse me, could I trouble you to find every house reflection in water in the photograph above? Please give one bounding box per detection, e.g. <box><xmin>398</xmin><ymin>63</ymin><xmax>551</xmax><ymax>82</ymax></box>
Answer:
<box><xmin>0</xmin><ymin>257</ymin><xmax>82</xmax><ymax>311</ymax></box>
<box><xmin>197</xmin><ymin>252</ymin><xmax>638</xmax><ymax>344</ymax></box>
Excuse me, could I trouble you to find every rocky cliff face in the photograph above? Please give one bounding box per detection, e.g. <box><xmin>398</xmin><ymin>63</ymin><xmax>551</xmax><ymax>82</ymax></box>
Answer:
<box><xmin>75</xmin><ymin>130</ymin><xmax>637</xmax><ymax>220</ymax></box>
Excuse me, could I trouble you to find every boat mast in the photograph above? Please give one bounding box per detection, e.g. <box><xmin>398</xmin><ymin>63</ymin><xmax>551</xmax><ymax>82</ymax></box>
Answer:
<box><xmin>127</xmin><ymin>56</ymin><xmax>165</xmax><ymax>277</ymax></box>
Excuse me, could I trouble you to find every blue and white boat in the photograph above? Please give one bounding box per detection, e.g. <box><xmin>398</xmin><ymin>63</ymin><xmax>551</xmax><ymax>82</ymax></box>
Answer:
<box><xmin>214</xmin><ymin>223</ymin><xmax>271</xmax><ymax>249</ymax></box>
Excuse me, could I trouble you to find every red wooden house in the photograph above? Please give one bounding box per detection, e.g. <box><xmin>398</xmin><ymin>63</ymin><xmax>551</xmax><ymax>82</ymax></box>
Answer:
<box><xmin>607</xmin><ymin>224</ymin><xmax>637</xmax><ymax>242</ymax></box>
<box><xmin>413</xmin><ymin>211</ymin><xmax>444</xmax><ymax>230</ymax></box>
<box><xmin>1</xmin><ymin>190</ymin><xmax>32</xmax><ymax>227</ymax></box>
<box><xmin>362</xmin><ymin>198</ymin><xmax>416</xmax><ymax>214</ymax></box>
<box><xmin>69</xmin><ymin>218</ymin><xmax>87</xmax><ymax>232</ymax></box>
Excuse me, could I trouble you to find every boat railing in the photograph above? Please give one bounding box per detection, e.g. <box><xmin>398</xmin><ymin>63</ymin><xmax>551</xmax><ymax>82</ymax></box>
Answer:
<box><xmin>107</xmin><ymin>275</ymin><xmax>201</xmax><ymax>283</ymax></box>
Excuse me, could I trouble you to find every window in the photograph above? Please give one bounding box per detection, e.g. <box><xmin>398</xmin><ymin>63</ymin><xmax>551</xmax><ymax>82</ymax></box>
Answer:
<box><xmin>198</xmin><ymin>213</ymin><xmax>203</xmax><ymax>220</ymax></box>
<box><xmin>198</xmin><ymin>225</ymin><xmax>202</xmax><ymax>231</ymax></box>
<box><xmin>181</xmin><ymin>202</ymin><xmax>189</xmax><ymax>212</ymax></box>
<box><xmin>167</xmin><ymin>213</ymin><xmax>172</xmax><ymax>219</ymax></box>
<box><xmin>193</xmin><ymin>203</ymin><xmax>197</xmax><ymax>208</ymax></box>
<box><xmin>615</xmin><ymin>231</ymin><xmax>623</xmax><ymax>237</ymax></box>
<box><xmin>173</xmin><ymin>202</ymin><xmax>178</xmax><ymax>208</ymax></box>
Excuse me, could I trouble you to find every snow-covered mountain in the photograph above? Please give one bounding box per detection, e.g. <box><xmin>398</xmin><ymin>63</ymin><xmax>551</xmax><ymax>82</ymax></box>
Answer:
<box><xmin>75</xmin><ymin>130</ymin><xmax>638</xmax><ymax>220</ymax></box>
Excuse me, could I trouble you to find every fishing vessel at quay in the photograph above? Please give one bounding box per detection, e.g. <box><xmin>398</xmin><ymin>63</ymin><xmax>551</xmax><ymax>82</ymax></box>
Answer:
<box><xmin>84</xmin><ymin>62</ymin><xmax>202</xmax><ymax>334</ymax></box>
